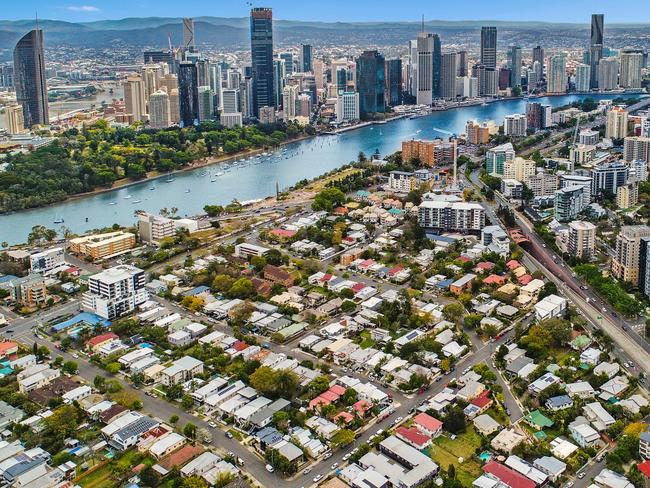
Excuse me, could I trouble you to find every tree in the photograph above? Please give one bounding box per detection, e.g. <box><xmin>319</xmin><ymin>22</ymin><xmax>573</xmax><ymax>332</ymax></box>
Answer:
<box><xmin>105</xmin><ymin>362</ymin><xmax>121</xmax><ymax>374</ymax></box>
<box><xmin>308</xmin><ymin>376</ymin><xmax>331</xmax><ymax>396</ymax></box>
<box><xmin>62</xmin><ymin>360</ymin><xmax>78</xmax><ymax>375</ymax></box>
<box><xmin>181</xmin><ymin>476</ymin><xmax>208</xmax><ymax>488</ymax></box>
<box><xmin>166</xmin><ymin>383</ymin><xmax>184</xmax><ymax>400</ymax></box>
<box><xmin>443</xmin><ymin>406</ymin><xmax>467</xmax><ymax>434</ymax></box>
<box><xmin>250</xmin><ymin>366</ymin><xmax>300</xmax><ymax>399</ymax></box>
<box><xmin>443</xmin><ymin>303</ymin><xmax>465</xmax><ymax>324</ymax></box>
<box><xmin>340</xmin><ymin>300</ymin><xmax>356</xmax><ymax>313</ymax></box>
<box><xmin>182</xmin><ymin>394</ymin><xmax>194</xmax><ymax>410</ymax></box>
<box><xmin>312</xmin><ymin>187</ymin><xmax>346</xmax><ymax>211</ymax></box>
<box><xmin>140</xmin><ymin>466</ymin><xmax>160</xmax><ymax>487</ymax></box>
<box><xmin>228</xmin><ymin>278</ymin><xmax>254</xmax><ymax>299</ymax></box>
<box><xmin>331</xmin><ymin>429</ymin><xmax>356</xmax><ymax>449</ymax></box>
<box><xmin>183</xmin><ymin>422</ymin><xmax>197</xmax><ymax>440</ymax></box>
<box><xmin>169</xmin><ymin>415</ymin><xmax>180</xmax><ymax>425</ymax></box>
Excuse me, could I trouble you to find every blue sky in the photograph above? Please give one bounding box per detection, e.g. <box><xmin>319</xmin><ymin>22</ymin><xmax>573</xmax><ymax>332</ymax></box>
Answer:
<box><xmin>5</xmin><ymin>1</ymin><xmax>649</xmax><ymax>23</ymax></box>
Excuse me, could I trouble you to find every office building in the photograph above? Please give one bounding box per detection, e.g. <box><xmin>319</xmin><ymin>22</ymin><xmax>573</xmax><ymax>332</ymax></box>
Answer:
<box><xmin>250</xmin><ymin>7</ymin><xmax>275</xmax><ymax>117</ymax></box>
<box><xmin>13</xmin><ymin>29</ymin><xmax>49</xmax><ymax>127</ymax></box>
<box><xmin>148</xmin><ymin>90</ymin><xmax>171</xmax><ymax>129</ymax></box>
<box><xmin>69</xmin><ymin>231</ymin><xmax>137</xmax><ymax>261</ymax></box>
<box><xmin>590</xmin><ymin>14</ymin><xmax>604</xmax><ymax>89</ymax></box>
<box><xmin>623</xmin><ymin>136</ymin><xmax>650</xmax><ymax>163</ymax></box>
<box><xmin>547</xmin><ymin>54</ymin><xmax>567</xmax><ymax>94</ymax></box>
<box><xmin>456</xmin><ymin>75</ymin><xmax>478</xmax><ymax>99</ymax></box>
<box><xmin>480</xmin><ymin>27</ymin><xmax>497</xmax><ymax>69</ymax></box>
<box><xmin>575</xmin><ymin>64</ymin><xmax>591</xmax><ymax>92</ymax></box>
<box><xmin>209</xmin><ymin>62</ymin><xmax>223</xmax><ymax>112</ymax></box>
<box><xmin>182</xmin><ymin>18</ymin><xmax>196</xmax><ymax>53</ymax></box>
<box><xmin>598</xmin><ymin>57</ymin><xmax>618</xmax><ymax>91</ymax></box>
<box><xmin>526</xmin><ymin>102</ymin><xmax>552</xmax><ymax>130</ymax></box>
<box><xmin>222</xmin><ymin>88</ymin><xmax>241</xmax><ymax>114</ymax></box>
<box><xmin>499</xmin><ymin>67</ymin><xmax>511</xmax><ymax>91</ymax></box>
<box><xmin>579</xmin><ymin>129</ymin><xmax>599</xmax><ymax>146</ymax></box>
<box><xmin>144</xmin><ymin>50</ymin><xmax>173</xmax><ymax>65</ymax></box>
<box><xmin>591</xmin><ymin>161</ymin><xmax>629</xmax><ymax>196</ymax></box>
<box><xmin>441</xmin><ymin>53</ymin><xmax>458</xmax><ymax>100</ymax></box>
<box><xmin>606</xmin><ymin>107</ymin><xmax>628</xmax><ymax>139</ymax></box>
<box><xmin>335</xmin><ymin>91</ymin><xmax>360</xmax><ymax>123</ymax></box>
<box><xmin>4</xmin><ymin>104</ymin><xmax>26</xmax><ymax>134</ymax></box>
<box><xmin>279</xmin><ymin>52</ymin><xmax>294</xmax><ymax>75</ymax></box>
<box><xmin>560</xmin><ymin>174</ymin><xmax>592</xmax><ymax>204</ymax></box>
<box><xmin>137</xmin><ymin>212</ymin><xmax>176</xmax><ymax>245</ymax></box>
<box><xmin>356</xmin><ymin>50</ymin><xmax>385</xmax><ymax>117</ymax></box>
<box><xmin>299</xmin><ymin>44</ymin><xmax>313</xmax><ymax>73</ymax></box>
<box><xmin>619</xmin><ymin>50</ymin><xmax>643</xmax><ymax>89</ymax></box>
<box><xmin>273</xmin><ymin>58</ymin><xmax>286</xmax><ymax>108</ymax></box>
<box><xmin>457</xmin><ymin>51</ymin><xmax>468</xmax><ymax>77</ymax></box>
<box><xmin>418</xmin><ymin>199</ymin><xmax>485</xmax><ymax>234</ymax></box>
<box><xmin>611</xmin><ymin>225</ymin><xmax>650</xmax><ymax>286</ymax></box>
<box><xmin>0</xmin><ymin>65</ymin><xmax>14</xmax><ymax>89</ymax></box>
<box><xmin>123</xmin><ymin>75</ymin><xmax>147</xmax><ymax>122</ymax></box>
<box><xmin>504</xmin><ymin>114</ymin><xmax>527</xmax><ymax>136</ymax></box>
<box><xmin>485</xmin><ymin>143</ymin><xmax>515</xmax><ymax>176</ymax></box>
<box><xmin>416</xmin><ymin>33</ymin><xmax>434</xmax><ymax>105</ymax></box>
<box><xmin>533</xmin><ymin>46</ymin><xmax>545</xmax><ymax>70</ymax></box>
<box><xmin>554</xmin><ymin>186</ymin><xmax>586</xmax><ymax>222</ymax></box>
<box><xmin>504</xmin><ymin>157</ymin><xmax>536</xmax><ymax>182</ymax></box>
<box><xmin>178</xmin><ymin>62</ymin><xmax>199</xmax><ymax>127</ymax></box>
<box><xmin>616</xmin><ymin>182</ymin><xmax>639</xmax><ymax>209</ymax></box>
<box><xmin>385</xmin><ymin>58</ymin><xmax>403</xmax><ymax>106</ymax></box>
<box><xmin>83</xmin><ymin>265</ymin><xmax>148</xmax><ymax>320</ymax></box>
<box><xmin>220</xmin><ymin>112</ymin><xmax>243</xmax><ymax>128</ymax></box>
<box><xmin>567</xmin><ymin>221</ymin><xmax>597</xmax><ymax>260</ymax></box>
<box><xmin>508</xmin><ymin>46</ymin><xmax>522</xmax><ymax>88</ymax></box>
<box><xmin>197</xmin><ymin>86</ymin><xmax>214</xmax><ymax>122</ymax></box>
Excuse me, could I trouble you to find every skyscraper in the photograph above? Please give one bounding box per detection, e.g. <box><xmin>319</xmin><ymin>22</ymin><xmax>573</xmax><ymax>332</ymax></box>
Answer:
<box><xmin>273</xmin><ymin>58</ymin><xmax>286</xmax><ymax>108</ymax></box>
<box><xmin>355</xmin><ymin>50</ymin><xmax>385</xmax><ymax>117</ymax></box>
<box><xmin>182</xmin><ymin>18</ymin><xmax>196</xmax><ymax>53</ymax></box>
<box><xmin>546</xmin><ymin>54</ymin><xmax>567</xmax><ymax>94</ymax></box>
<box><xmin>441</xmin><ymin>52</ymin><xmax>458</xmax><ymax>100</ymax></box>
<box><xmin>532</xmin><ymin>46</ymin><xmax>545</xmax><ymax>69</ymax></box>
<box><xmin>508</xmin><ymin>46</ymin><xmax>522</xmax><ymax>88</ymax></box>
<box><xmin>619</xmin><ymin>50</ymin><xmax>643</xmax><ymax>89</ymax></box>
<box><xmin>250</xmin><ymin>7</ymin><xmax>275</xmax><ymax>117</ymax></box>
<box><xmin>178</xmin><ymin>61</ymin><xmax>199</xmax><ymax>127</ymax></box>
<box><xmin>123</xmin><ymin>75</ymin><xmax>147</xmax><ymax>122</ymax></box>
<box><xmin>148</xmin><ymin>90</ymin><xmax>171</xmax><ymax>129</ymax></box>
<box><xmin>590</xmin><ymin>14</ymin><xmax>604</xmax><ymax>89</ymax></box>
<box><xmin>457</xmin><ymin>51</ymin><xmax>468</xmax><ymax>77</ymax></box>
<box><xmin>575</xmin><ymin>64</ymin><xmax>591</xmax><ymax>92</ymax></box>
<box><xmin>416</xmin><ymin>33</ymin><xmax>434</xmax><ymax>105</ymax></box>
<box><xmin>480</xmin><ymin>27</ymin><xmax>497</xmax><ymax>69</ymax></box>
<box><xmin>597</xmin><ymin>57</ymin><xmax>618</xmax><ymax>91</ymax></box>
<box><xmin>197</xmin><ymin>86</ymin><xmax>214</xmax><ymax>122</ymax></box>
<box><xmin>279</xmin><ymin>52</ymin><xmax>294</xmax><ymax>75</ymax></box>
<box><xmin>431</xmin><ymin>34</ymin><xmax>442</xmax><ymax>98</ymax></box>
<box><xmin>300</xmin><ymin>44</ymin><xmax>313</xmax><ymax>73</ymax></box>
<box><xmin>13</xmin><ymin>29</ymin><xmax>48</xmax><ymax>128</ymax></box>
<box><xmin>384</xmin><ymin>58</ymin><xmax>403</xmax><ymax>106</ymax></box>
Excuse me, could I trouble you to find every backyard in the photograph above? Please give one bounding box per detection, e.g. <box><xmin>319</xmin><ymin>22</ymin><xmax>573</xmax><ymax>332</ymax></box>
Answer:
<box><xmin>427</xmin><ymin>427</ymin><xmax>484</xmax><ymax>487</ymax></box>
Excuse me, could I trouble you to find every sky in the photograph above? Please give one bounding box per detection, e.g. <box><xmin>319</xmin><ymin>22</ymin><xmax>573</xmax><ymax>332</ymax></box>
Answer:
<box><xmin>4</xmin><ymin>0</ymin><xmax>649</xmax><ymax>24</ymax></box>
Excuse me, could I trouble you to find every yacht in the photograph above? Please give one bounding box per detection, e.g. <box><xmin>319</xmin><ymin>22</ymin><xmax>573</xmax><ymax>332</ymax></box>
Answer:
<box><xmin>123</xmin><ymin>195</ymin><xmax>132</xmax><ymax>199</ymax></box>
<box><xmin>53</xmin><ymin>216</ymin><xmax>64</xmax><ymax>224</ymax></box>
<box><xmin>133</xmin><ymin>199</ymin><xmax>142</xmax><ymax>204</ymax></box>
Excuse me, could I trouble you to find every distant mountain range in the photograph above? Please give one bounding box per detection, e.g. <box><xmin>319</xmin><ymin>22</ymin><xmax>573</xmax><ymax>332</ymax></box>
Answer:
<box><xmin>0</xmin><ymin>16</ymin><xmax>648</xmax><ymax>52</ymax></box>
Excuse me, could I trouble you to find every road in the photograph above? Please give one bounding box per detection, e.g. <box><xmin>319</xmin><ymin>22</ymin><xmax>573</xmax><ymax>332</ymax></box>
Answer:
<box><xmin>464</xmin><ymin>169</ymin><xmax>650</xmax><ymax>375</ymax></box>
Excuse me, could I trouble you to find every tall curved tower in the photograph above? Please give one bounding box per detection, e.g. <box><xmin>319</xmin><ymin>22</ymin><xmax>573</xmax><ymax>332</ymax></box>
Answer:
<box><xmin>13</xmin><ymin>29</ymin><xmax>49</xmax><ymax>128</ymax></box>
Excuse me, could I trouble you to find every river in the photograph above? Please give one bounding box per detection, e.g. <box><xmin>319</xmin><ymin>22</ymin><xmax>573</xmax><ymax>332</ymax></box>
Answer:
<box><xmin>0</xmin><ymin>94</ymin><xmax>620</xmax><ymax>245</ymax></box>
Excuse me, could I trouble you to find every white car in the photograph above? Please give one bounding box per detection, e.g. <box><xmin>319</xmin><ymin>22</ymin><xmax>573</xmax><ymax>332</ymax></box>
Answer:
<box><xmin>208</xmin><ymin>421</ymin><xmax>217</xmax><ymax>428</ymax></box>
<box><xmin>313</xmin><ymin>474</ymin><xmax>323</xmax><ymax>483</ymax></box>
<box><xmin>331</xmin><ymin>463</ymin><xmax>339</xmax><ymax>470</ymax></box>
<box><xmin>265</xmin><ymin>464</ymin><xmax>274</xmax><ymax>473</ymax></box>
<box><xmin>342</xmin><ymin>453</ymin><xmax>351</xmax><ymax>461</ymax></box>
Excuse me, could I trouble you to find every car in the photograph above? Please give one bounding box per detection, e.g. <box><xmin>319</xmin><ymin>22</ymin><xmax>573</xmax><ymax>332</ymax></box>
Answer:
<box><xmin>376</xmin><ymin>429</ymin><xmax>384</xmax><ymax>436</ymax></box>
<box><xmin>396</xmin><ymin>416</ymin><xmax>403</xmax><ymax>423</ymax></box>
<box><xmin>237</xmin><ymin>458</ymin><xmax>244</xmax><ymax>466</ymax></box>
<box><xmin>596</xmin><ymin>455</ymin><xmax>604</xmax><ymax>462</ymax></box>
<box><xmin>622</xmin><ymin>325</ymin><xmax>628</xmax><ymax>331</ymax></box>
<box><xmin>208</xmin><ymin>421</ymin><xmax>217</xmax><ymax>428</ymax></box>
<box><xmin>313</xmin><ymin>475</ymin><xmax>323</xmax><ymax>483</ymax></box>
<box><xmin>343</xmin><ymin>453</ymin><xmax>351</xmax><ymax>461</ymax></box>
<box><xmin>505</xmin><ymin>408</ymin><xmax>511</xmax><ymax>415</ymax></box>
<box><xmin>435</xmin><ymin>376</ymin><xmax>442</xmax><ymax>382</ymax></box>
<box><xmin>331</xmin><ymin>463</ymin><xmax>338</xmax><ymax>470</ymax></box>
<box><xmin>578</xmin><ymin>473</ymin><xmax>586</xmax><ymax>479</ymax></box>
<box><xmin>225</xmin><ymin>431</ymin><xmax>233</xmax><ymax>439</ymax></box>
<box><xmin>266</xmin><ymin>464</ymin><xmax>275</xmax><ymax>473</ymax></box>
<box><xmin>566</xmin><ymin>481</ymin><xmax>574</xmax><ymax>488</ymax></box>
<box><xmin>303</xmin><ymin>468</ymin><xmax>312</xmax><ymax>475</ymax></box>
<box><xmin>71</xmin><ymin>353</ymin><xmax>79</xmax><ymax>359</ymax></box>
<box><xmin>323</xmin><ymin>452</ymin><xmax>332</xmax><ymax>459</ymax></box>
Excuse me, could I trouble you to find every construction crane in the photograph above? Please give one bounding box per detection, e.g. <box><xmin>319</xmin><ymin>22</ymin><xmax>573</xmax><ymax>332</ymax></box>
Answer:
<box><xmin>572</xmin><ymin>113</ymin><xmax>583</xmax><ymax>146</ymax></box>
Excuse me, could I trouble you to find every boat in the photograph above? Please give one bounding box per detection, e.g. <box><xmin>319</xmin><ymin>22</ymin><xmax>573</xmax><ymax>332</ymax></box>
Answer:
<box><xmin>150</xmin><ymin>186</ymin><xmax>156</xmax><ymax>191</ymax></box>
<box><xmin>53</xmin><ymin>216</ymin><xmax>64</xmax><ymax>224</ymax></box>
<box><xmin>123</xmin><ymin>195</ymin><xmax>132</xmax><ymax>199</ymax></box>
<box><xmin>185</xmin><ymin>189</ymin><xmax>191</xmax><ymax>193</ymax></box>
<box><xmin>108</xmin><ymin>202</ymin><xmax>117</xmax><ymax>206</ymax></box>
<box><xmin>215</xmin><ymin>172</ymin><xmax>225</xmax><ymax>177</ymax></box>
<box><xmin>132</xmin><ymin>199</ymin><xmax>142</xmax><ymax>204</ymax></box>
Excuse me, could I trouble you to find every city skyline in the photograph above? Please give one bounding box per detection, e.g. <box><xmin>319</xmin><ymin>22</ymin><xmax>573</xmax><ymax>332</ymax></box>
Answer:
<box><xmin>2</xmin><ymin>0</ymin><xmax>650</xmax><ymax>24</ymax></box>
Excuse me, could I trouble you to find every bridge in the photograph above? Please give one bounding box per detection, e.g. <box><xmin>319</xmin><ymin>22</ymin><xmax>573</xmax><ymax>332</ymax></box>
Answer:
<box><xmin>624</xmin><ymin>97</ymin><xmax>650</xmax><ymax>114</ymax></box>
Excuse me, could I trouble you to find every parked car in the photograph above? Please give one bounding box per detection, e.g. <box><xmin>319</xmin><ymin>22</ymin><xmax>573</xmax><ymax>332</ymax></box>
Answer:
<box><xmin>225</xmin><ymin>431</ymin><xmax>233</xmax><ymax>439</ymax></box>
<box><xmin>266</xmin><ymin>464</ymin><xmax>274</xmax><ymax>473</ymax></box>
<box><xmin>313</xmin><ymin>475</ymin><xmax>323</xmax><ymax>483</ymax></box>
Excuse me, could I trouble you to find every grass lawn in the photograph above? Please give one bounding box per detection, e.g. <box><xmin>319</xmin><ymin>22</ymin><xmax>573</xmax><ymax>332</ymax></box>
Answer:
<box><xmin>429</xmin><ymin>427</ymin><xmax>484</xmax><ymax>487</ymax></box>
<box><xmin>228</xmin><ymin>429</ymin><xmax>243</xmax><ymax>441</ymax></box>
<box><xmin>76</xmin><ymin>449</ymin><xmax>144</xmax><ymax>488</ymax></box>
<box><xmin>306</xmin><ymin>168</ymin><xmax>362</xmax><ymax>192</ymax></box>
<box><xmin>359</xmin><ymin>330</ymin><xmax>376</xmax><ymax>349</ymax></box>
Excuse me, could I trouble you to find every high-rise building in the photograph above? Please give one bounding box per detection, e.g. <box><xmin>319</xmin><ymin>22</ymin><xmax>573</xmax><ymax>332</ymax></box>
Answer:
<box><xmin>159</xmin><ymin>73</ymin><xmax>178</xmax><ymax>93</ymax></box>
<box><xmin>612</xmin><ymin>225</ymin><xmax>650</xmax><ymax>286</ymax></box>
<box><xmin>591</xmin><ymin>161</ymin><xmax>629</xmax><ymax>196</ymax></box>
<box><xmin>640</xmin><ymin>238</ymin><xmax>650</xmax><ymax>299</ymax></box>
<box><xmin>416</xmin><ymin>33</ymin><xmax>434</xmax><ymax>105</ymax></box>
<box><xmin>597</xmin><ymin>57</ymin><xmax>619</xmax><ymax>90</ymax></box>
<box><xmin>178</xmin><ymin>61</ymin><xmax>199</xmax><ymax>127</ymax></box>
<box><xmin>590</xmin><ymin>14</ymin><xmax>604</xmax><ymax>89</ymax></box>
<box><xmin>355</xmin><ymin>50</ymin><xmax>385</xmax><ymax>117</ymax></box>
<box><xmin>418</xmin><ymin>198</ymin><xmax>485</xmax><ymax>233</ymax></box>
<box><xmin>619</xmin><ymin>50</ymin><xmax>643</xmax><ymax>89</ymax></box>
<box><xmin>532</xmin><ymin>46</ymin><xmax>545</xmax><ymax>71</ymax></box>
<box><xmin>465</xmin><ymin>121</ymin><xmax>490</xmax><ymax>145</ymax></box>
<box><xmin>335</xmin><ymin>91</ymin><xmax>360</xmax><ymax>123</ymax></box>
<box><xmin>273</xmin><ymin>58</ymin><xmax>286</xmax><ymax>108</ymax></box>
<box><xmin>4</xmin><ymin>104</ymin><xmax>26</xmax><ymax>134</ymax></box>
<box><xmin>197</xmin><ymin>86</ymin><xmax>214</xmax><ymax>122</ymax></box>
<box><xmin>508</xmin><ymin>46</ymin><xmax>522</xmax><ymax>88</ymax></box>
<box><xmin>526</xmin><ymin>102</ymin><xmax>552</xmax><ymax>130</ymax></box>
<box><xmin>13</xmin><ymin>29</ymin><xmax>49</xmax><ymax>128</ymax></box>
<box><xmin>525</xmin><ymin>172</ymin><xmax>558</xmax><ymax>196</ymax></box>
<box><xmin>546</xmin><ymin>54</ymin><xmax>567</xmax><ymax>94</ymax></box>
<box><xmin>299</xmin><ymin>44</ymin><xmax>313</xmax><ymax>73</ymax></box>
<box><xmin>208</xmin><ymin>63</ymin><xmax>223</xmax><ymax>113</ymax></box>
<box><xmin>282</xmin><ymin>84</ymin><xmax>298</xmax><ymax>120</ymax></box>
<box><xmin>402</xmin><ymin>139</ymin><xmax>457</xmax><ymax>166</ymax></box>
<box><xmin>554</xmin><ymin>186</ymin><xmax>586</xmax><ymax>222</ymax></box>
<box><xmin>407</xmin><ymin>39</ymin><xmax>418</xmax><ymax>96</ymax></box>
<box><xmin>431</xmin><ymin>35</ymin><xmax>442</xmax><ymax>98</ymax></box>
<box><xmin>457</xmin><ymin>51</ymin><xmax>468</xmax><ymax>77</ymax></box>
<box><xmin>182</xmin><ymin>18</ymin><xmax>196</xmax><ymax>53</ymax></box>
<box><xmin>148</xmin><ymin>90</ymin><xmax>171</xmax><ymax>129</ymax></box>
<box><xmin>441</xmin><ymin>52</ymin><xmax>458</xmax><ymax>100</ymax></box>
<box><xmin>616</xmin><ymin>181</ymin><xmax>639</xmax><ymax>209</ymax></box>
<box><xmin>123</xmin><ymin>75</ymin><xmax>147</xmax><ymax>122</ymax></box>
<box><xmin>499</xmin><ymin>68</ymin><xmax>511</xmax><ymax>91</ymax></box>
<box><xmin>567</xmin><ymin>221</ymin><xmax>597</xmax><ymax>260</ymax></box>
<box><xmin>605</xmin><ymin>106</ymin><xmax>628</xmax><ymax>139</ymax></box>
<box><xmin>279</xmin><ymin>52</ymin><xmax>294</xmax><ymax>75</ymax></box>
<box><xmin>250</xmin><ymin>7</ymin><xmax>275</xmax><ymax>117</ymax></box>
<box><xmin>504</xmin><ymin>114</ymin><xmax>528</xmax><ymax>137</ymax></box>
<box><xmin>623</xmin><ymin>136</ymin><xmax>650</xmax><ymax>163</ymax></box>
<box><xmin>384</xmin><ymin>58</ymin><xmax>403</xmax><ymax>106</ymax></box>
<box><xmin>222</xmin><ymin>88</ymin><xmax>241</xmax><ymax>114</ymax></box>
<box><xmin>168</xmin><ymin>89</ymin><xmax>180</xmax><ymax>124</ymax></box>
<box><xmin>485</xmin><ymin>143</ymin><xmax>515</xmax><ymax>176</ymax></box>
<box><xmin>83</xmin><ymin>265</ymin><xmax>148</xmax><ymax>320</ymax></box>
<box><xmin>0</xmin><ymin>65</ymin><xmax>14</xmax><ymax>89</ymax></box>
<box><xmin>480</xmin><ymin>27</ymin><xmax>497</xmax><ymax>69</ymax></box>
<box><xmin>503</xmin><ymin>156</ymin><xmax>536</xmax><ymax>181</ymax></box>
<box><xmin>575</xmin><ymin>64</ymin><xmax>591</xmax><ymax>92</ymax></box>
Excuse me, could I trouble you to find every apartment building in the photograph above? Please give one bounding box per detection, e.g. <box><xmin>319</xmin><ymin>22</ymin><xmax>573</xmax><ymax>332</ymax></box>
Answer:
<box><xmin>503</xmin><ymin>157</ymin><xmax>536</xmax><ymax>182</ymax></box>
<box><xmin>612</xmin><ymin>226</ymin><xmax>650</xmax><ymax>286</ymax></box>
<box><xmin>402</xmin><ymin>139</ymin><xmax>457</xmax><ymax>166</ymax></box>
<box><xmin>567</xmin><ymin>221</ymin><xmax>596</xmax><ymax>260</ymax></box>
<box><xmin>69</xmin><ymin>231</ymin><xmax>136</xmax><ymax>261</ymax></box>
<box><xmin>418</xmin><ymin>200</ymin><xmax>485</xmax><ymax>234</ymax></box>
<box><xmin>9</xmin><ymin>274</ymin><xmax>48</xmax><ymax>306</ymax></box>
<box><xmin>29</xmin><ymin>248</ymin><xmax>65</xmax><ymax>274</ymax></box>
<box><xmin>485</xmin><ymin>143</ymin><xmax>515</xmax><ymax>177</ymax></box>
<box><xmin>137</xmin><ymin>212</ymin><xmax>176</xmax><ymax>245</ymax></box>
<box><xmin>82</xmin><ymin>265</ymin><xmax>148</xmax><ymax>320</ymax></box>
<box><xmin>623</xmin><ymin>136</ymin><xmax>650</xmax><ymax>163</ymax></box>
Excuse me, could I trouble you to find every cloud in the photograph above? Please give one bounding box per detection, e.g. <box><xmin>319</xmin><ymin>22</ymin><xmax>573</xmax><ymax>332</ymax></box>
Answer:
<box><xmin>66</xmin><ymin>5</ymin><xmax>100</xmax><ymax>12</ymax></box>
